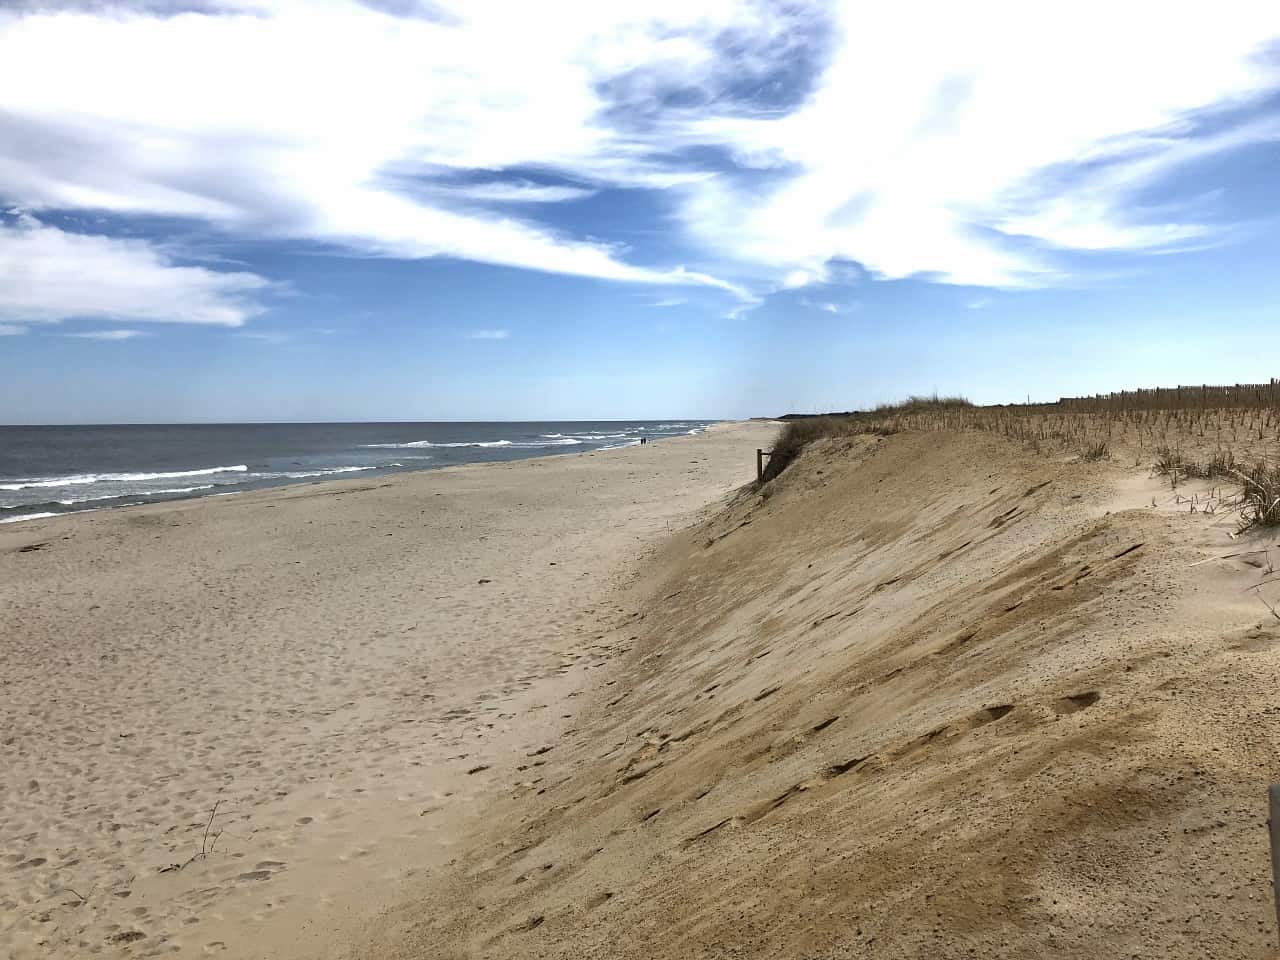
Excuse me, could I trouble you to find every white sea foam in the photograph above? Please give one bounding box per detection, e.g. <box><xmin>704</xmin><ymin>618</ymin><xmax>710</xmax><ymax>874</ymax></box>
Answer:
<box><xmin>55</xmin><ymin>484</ymin><xmax>216</xmax><ymax>505</ymax></box>
<box><xmin>260</xmin><ymin>466</ymin><xmax>379</xmax><ymax>479</ymax></box>
<box><xmin>599</xmin><ymin>439</ymin><xmax>642</xmax><ymax>451</ymax></box>
<box><xmin>363</xmin><ymin>439</ymin><xmax>512</xmax><ymax>449</ymax></box>
<box><xmin>0</xmin><ymin>512</ymin><xmax>59</xmax><ymax>524</ymax></box>
<box><xmin>0</xmin><ymin>464</ymin><xmax>248</xmax><ymax>491</ymax></box>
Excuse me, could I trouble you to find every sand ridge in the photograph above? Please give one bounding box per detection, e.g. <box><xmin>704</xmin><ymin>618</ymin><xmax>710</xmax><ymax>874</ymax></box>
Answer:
<box><xmin>0</xmin><ymin>421</ymin><xmax>777</xmax><ymax>959</ymax></box>
<box><xmin>366</xmin><ymin>429</ymin><xmax>1280</xmax><ymax>959</ymax></box>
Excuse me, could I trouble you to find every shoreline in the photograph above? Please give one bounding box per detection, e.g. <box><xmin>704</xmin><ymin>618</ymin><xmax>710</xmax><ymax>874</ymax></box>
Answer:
<box><xmin>0</xmin><ymin>421</ymin><xmax>722</xmax><ymax>527</ymax></box>
<box><xmin>0</xmin><ymin>419</ymin><xmax>776</xmax><ymax>959</ymax></box>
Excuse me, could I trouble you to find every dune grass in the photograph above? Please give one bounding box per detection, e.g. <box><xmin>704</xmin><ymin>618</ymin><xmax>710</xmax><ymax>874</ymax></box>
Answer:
<box><xmin>763</xmin><ymin>382</ymin><xmax>1280</xmax><ymax>530</ymax></box>
<box><xmin>764</xmin><ymin>396</ymin><xmax>971</xmax><ymax>481</ymax></box>
<box><xmin>1234</xmin><ymin>462</ymin><xmax>1280</xmax><ymax>528</ymax></box>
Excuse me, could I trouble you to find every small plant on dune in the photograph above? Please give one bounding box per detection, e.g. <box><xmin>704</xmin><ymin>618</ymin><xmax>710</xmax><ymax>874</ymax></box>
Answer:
<box><xmin>1232</xmin><ymin>462</ymin><xmax>1280</xmax><ymax>529</ymax></box>
<box><xmin>1080</xmin><ymin>441</ymin><xmax>1109</xmax><ymax>462</ymax></box>
<box><xmin>1153</xmin><ymin>445</ymin><xmax>1182</xmax><ymax>475</ymax></box>
<box><xmin>1204</xmin><ymin>449</ymin><xmax>1237</xmax><ymax>479</ymax></box>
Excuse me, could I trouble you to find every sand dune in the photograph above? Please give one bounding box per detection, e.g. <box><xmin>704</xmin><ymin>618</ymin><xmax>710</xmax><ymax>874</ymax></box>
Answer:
<box><xmin>366</xmin><ymin>429</ymin><xmax>1280</xmax><ymax>959</ymax></box>
<box><xmin>0</xmin><ymin>422</ymin><xmax>775</xmax><ymax>959</ymax></box>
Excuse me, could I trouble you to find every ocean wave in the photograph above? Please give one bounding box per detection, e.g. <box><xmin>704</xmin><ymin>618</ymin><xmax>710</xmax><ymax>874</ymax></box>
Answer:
<box><xmin>363</xmin><ymin>438</ymin><xmax>587</xmax><ymax>449</ymax></box>
<box><xmin>599</xmin><ymin>439</ymin><xmax>642</xmax><ymax>451</ymax></box>
<box><xmin>0</xmin><ymin>464</ymin><xmax>248</xmax><ymax>491</ymax></box>
<box><xmin>363</xmin><ymin>439</ymin><xmax>512</xmax><ymax>449</ymax></box>
<box><xmin>258</xmin><ymin>466</ymin><xmax>380</xmax><ymax>480</ymax></box>
<box><xmin>0</xmin><ymin>512</ymin><xmax>59</xmax><ymax>524</ymax></box>
<box><xmin>56</xmin><ymin>484</ymin><xmax>216</xmax><ymax>505</ymax></box>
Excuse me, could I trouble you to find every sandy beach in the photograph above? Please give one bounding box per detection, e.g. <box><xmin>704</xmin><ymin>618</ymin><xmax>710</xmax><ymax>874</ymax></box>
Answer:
<box><xmin>0</xmin><ymin>421</ymin><xmax>777</xmax><ymax>959</ymax></box>
<box><xmin>8</xmin><ymin>416</ymin><xmax>1280</xmax><ymax>960</ymax></box>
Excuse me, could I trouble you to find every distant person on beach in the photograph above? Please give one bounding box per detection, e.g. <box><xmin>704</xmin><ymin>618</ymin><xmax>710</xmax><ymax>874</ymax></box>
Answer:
<box><xmin>640</xmin><ymin>437</ymin><xmax>647</xmax><ymax>445</ymax></box>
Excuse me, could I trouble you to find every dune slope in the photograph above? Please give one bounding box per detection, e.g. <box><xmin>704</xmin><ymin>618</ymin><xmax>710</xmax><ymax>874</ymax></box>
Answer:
<box><xmin>374</xmin><ymin>430</ymin><xmax>1280</xmax><ymax>959</ymax></box>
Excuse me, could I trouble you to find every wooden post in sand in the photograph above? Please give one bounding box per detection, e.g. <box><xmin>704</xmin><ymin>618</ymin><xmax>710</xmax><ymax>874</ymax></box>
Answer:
<box><xmin>757</xmin><ymin>448</ymin><xmax>764</xmax><ymax>482</ymax></box>
<box><xmin>1269</xmin><ymin>785</ymin><xmax>1280</xmax><ymax>941</ymax></box>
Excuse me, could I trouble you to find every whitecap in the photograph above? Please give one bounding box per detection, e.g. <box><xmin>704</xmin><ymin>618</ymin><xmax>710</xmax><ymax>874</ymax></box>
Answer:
<box><xmin>0</xmin><ymin>512</ymin><xmax>59</xmax><ymax>524</ymax></box>
<box><xmin>0</xmin><ymin>464</ymin><xmax>248</xmax><ymax>491</ymax></box>
<box><xmin>55</xmin><ymin>484</ymin><xmax>216</xmax><ymax>505</ymax></box>
<box><xmin>259</xmin><ymin>466</ymin><xmax>379</xmax><ymax>480</ymax></box>
<box><xmin>362</xmin><ymin>439</ymin><xmax>511</xmax><ymax>449</ymax></box>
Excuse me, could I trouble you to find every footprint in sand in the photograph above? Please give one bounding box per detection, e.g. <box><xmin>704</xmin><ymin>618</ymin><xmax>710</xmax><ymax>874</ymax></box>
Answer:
<box><xmin>235</xmin><ymin>862</ymin><xmax>285</xmax><ymax>883</ymax></box>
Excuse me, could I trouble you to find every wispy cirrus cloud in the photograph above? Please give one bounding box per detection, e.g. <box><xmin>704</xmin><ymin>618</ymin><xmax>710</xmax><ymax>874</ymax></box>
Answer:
<box><xmin>233</xmin><ymin>330</ymin><xmax>293</xmax><ymax>343</ymax></box>
<box><xmin>465</xmin><ymin>328</ymin><xmax>511</xmax><ymax>340</ymax></box>
<box><xmin>1</xmin><ymin>0</ymin><xmax>1278</xmax><ymax>331</ymax></box>
<box><xmin>439</xmin><ymin>180</ymin><xmax>597</xmax><ymax>204</ymax></box>
<box><xmin>66</xmin><ymin>329</ymin><xmax>147</xmax><ymax>340</ymax></box>
<box><xmin>801</xmin><ymin>298</ymin><xmax>860</xmax><ymax>315</ymax></box>
<box><xmin>0</xmin><ymin>0</ymin><xmax>760</xmax><ymax>307</ymax></box>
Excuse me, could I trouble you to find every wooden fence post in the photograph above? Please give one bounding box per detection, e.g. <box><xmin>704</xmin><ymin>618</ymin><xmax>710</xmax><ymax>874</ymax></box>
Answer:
<box><xmin>756</xmin><ymin>448</ymin><xmax>764</xmax><ymax>482</ymax></box>
<box><xmin>1269</xmin><ymin>785</ymin><xmax>1280</xmax><ymax>942</ymax></box>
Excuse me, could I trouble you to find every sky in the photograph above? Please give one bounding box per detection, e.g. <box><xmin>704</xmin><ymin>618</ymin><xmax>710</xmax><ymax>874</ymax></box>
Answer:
<box><xmin>1</xmin><ymin>0</ymin><xmax>1279</xmax><ymax>423</ymax></box>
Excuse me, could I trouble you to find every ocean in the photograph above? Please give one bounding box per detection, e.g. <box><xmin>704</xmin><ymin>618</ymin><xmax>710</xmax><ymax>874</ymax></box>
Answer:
<box><xmin>0</xmin><ymin>420</ymin><xmax>714</xmax><ymax>523</ymax></box>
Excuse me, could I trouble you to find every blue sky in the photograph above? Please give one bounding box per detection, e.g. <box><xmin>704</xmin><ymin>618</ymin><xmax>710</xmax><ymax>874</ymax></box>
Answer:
<box><xmin>1</xmin><ymin>1</ymin><xmax>1279</xmax><ymax>423</ymax></box>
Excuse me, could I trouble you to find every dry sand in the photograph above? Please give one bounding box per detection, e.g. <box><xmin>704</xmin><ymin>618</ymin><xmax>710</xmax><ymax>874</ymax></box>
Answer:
<box><xmin>360</xmin><ymin>429</ymin><xmax>1280</xmax><ymax>960</ymax></box>
<box><xmin>0</xmin><ymin>421</ymin><xmax>776</xmax><ymax>959</ymax></box>
<box><xmin>9</xmin><ymin>422</ymin><xmax>1280</xmax><ymax>959</ymax></box>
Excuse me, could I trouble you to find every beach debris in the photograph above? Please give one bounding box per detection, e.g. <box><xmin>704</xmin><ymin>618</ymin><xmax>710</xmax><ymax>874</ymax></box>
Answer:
<box><xmin>466</xmin><ymin>764</ymin><xmax>491</xmax><ymax>775</ymax></box>
<box><xmin>477</xmin><ymin>578</ymin><xmax>493</xmax><ymax>585</ymax></box>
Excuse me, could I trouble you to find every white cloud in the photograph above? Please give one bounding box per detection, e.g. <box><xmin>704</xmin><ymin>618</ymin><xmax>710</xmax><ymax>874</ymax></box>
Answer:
<box><xmin>0</xmin><ymin>0</ymin><xmax>756</xmax><ymax>299</ymax></box>
<box><xmin>466</xmin><ymin>328</ymin><xmax>511</xmax><ymax>340</ymax></box>
<box><xmin>0</xmin><ymin>323</ymin><xmax>25</xmax><ymax>335</ymax></box>
<box><xmin>650</xmin><ymin>297</ymin><xmax>686</xmax><ymax>307</ymax></box>
<box><xmin>802</xmin><ymin>298</ymin><xmax>859</xmax><ymax>315</ymax></box>
<box><xmin>724</xmin><ymin>295</ymin><xmax>763</xmax><ymax>320</ymax></box>
<box><xmin>675</xmin><ymin>3</ymin><xmax>1280</xmax><ymax>288</ymax></box>
<box><xmin>441</xmin><ymin>181</ymin><xmax>597</xmax><ymax>204</ymax></box>
<box><xmin>66</xmin><ymin>329</ymin><xmax>147</xmax><ymax>340</ymax></box>
<box><xmin>0</xmin><ymin>0</ymin><xmax>1278</xmax><ymax>306</ymax></box>
<box><xmin>0</xmin><ymin>215</ymin><xmax>268</xmax><ymax>326</ymax></box>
